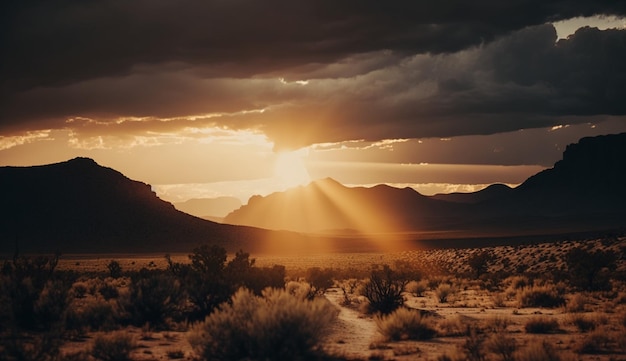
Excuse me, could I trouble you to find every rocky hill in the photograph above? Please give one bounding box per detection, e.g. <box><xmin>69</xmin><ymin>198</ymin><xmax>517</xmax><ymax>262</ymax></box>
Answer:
<box><xmin>0</xmin><ymin>158</ymin><xmax>302</xmax><ymax>253</ymax></box>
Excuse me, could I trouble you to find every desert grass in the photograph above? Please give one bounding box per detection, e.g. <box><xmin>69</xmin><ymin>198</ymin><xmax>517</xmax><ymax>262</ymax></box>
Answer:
<box><xmin>375</xmin><ymin>307</ymin><xmax>437</xmax><ymax>341</ymax></box>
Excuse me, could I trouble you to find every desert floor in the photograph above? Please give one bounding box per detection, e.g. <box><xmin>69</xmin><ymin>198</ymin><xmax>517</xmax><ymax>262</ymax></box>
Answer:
<box><xmin>43</xmin><ymin>236</ymin><xmax>626</xmax><ymax>360</ymax></box>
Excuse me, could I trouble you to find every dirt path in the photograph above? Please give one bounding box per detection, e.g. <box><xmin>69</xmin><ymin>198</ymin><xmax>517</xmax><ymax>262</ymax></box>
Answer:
<box><xmin>323</xmin><ymin>289</ymin><xmax>380</xmax><ymax>359</ymax></box>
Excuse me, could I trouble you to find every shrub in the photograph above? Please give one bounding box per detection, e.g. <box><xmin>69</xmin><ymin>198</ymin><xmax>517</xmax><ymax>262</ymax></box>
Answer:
<box><xmin>569</xmin><ymin>314</ymin><xmax>597</xmax><ymax>332</ymax></box>
<box><xmin>485</xmin><ymin>316</ymin><xmax>510</xmax><ymax>333</ymax></box>
<box><xmin>461</xmin><ymin>327</ymin><xmax>486</xmax><ymax>361</ymax></box>
<box><xmin>524</xmin><ymin>316</ymin><xmax>559</xmax><ymax>334</ymax></box>
<box><xmin>565</xmin><ymin>293</ymin><xmax>588</xmax><ymax>313</ymax></box>
<box><xmin>515</xmin><ymin>340</ymin><xmax>562</xmax><ymax>361</ymax></box>
<box><xmin>107</xmin><ymin>260</ymin><xmax>122</xmax><ymax>278</ymax></box>
<box><xmin>575</xmin><ymin>328</ymin><xmax>612</xmax><ymax>354</ymax></box>
<box><xmin>126</xmin><ymin>270</ymin><xmax>183</xmax><ymax>328</ymax></box>
<box><xmin>435</xmin><ymin>283</ymin><xmax>456</xmax><ymax>303</ymax></box>
<box><xmin>306</xmin><ymin>267</ymin><xmax>335</xmax><ymax>297</ymax></box>
<box><xmin>65</xmin><ymin>298</ymin><xmax>119</xmax><ymax>334</ymax></box>
<box><xmin>339</xmin><ymin>278</ymin><xmax>360</xmax><ymax>305</ymax></box>
<box><xmin>91</xmin><ymin>332</ymin><xmax>136</xmax><ymax>361</ymax></box>
<box><xmin>485</xmin><ymin>332</ymin><xmax>516</xmax><ymax>361</ymax></box>
<box><xmin>166</xmin><ymin>349</ymin><xmax>185</xmax><ymax>359</ymax></box>
<box><xmin>188</xmin><ymin>288</ymin><xmax>338</xmax><ymax>361</ymax></box>
<box><xmin>98</xmin><ymin>282</ymin><xmax>119</xmax><ymax>300</ymax></box>
<box><xmin>0</xmin><ymin>330</ymin><xmax>63</xmax><ymax>361</ymax></box>
<box><xmin>406</xmin><ymin>280</ymin><xmax>428</xmax><ymax>297</ymax></box>
<box><xmin>361</xmin><ymin>265</ymin><xmax>408</xmax><ymax>314</ymax></box>
<box><xmin>491</xmin><ymin>292</ymin><xmax>506</xmax><ymax>307</ymax></box>
<box><xmin>506</xmin><ymin>275</ymin><xmax>530</xmax><ymax>290</ymax></box>
<box><xmin>375</xmin><ymin>307</ymin><xmax>436</xmax><ymax>341</ymax></box>
<box><xmin>436</xmin><ymin>315</ymin><xmax>468</xmax><ymax>337</ymax></box>
<box><xmin>517</xmin><ymin>285</ymin><xmax>565</xmax><ymax>308</ymax></box>
<box><xmin>467</xmin><ymin>250</ymin><xmax>495</xmax><ymax>279</ymax></box>
<box><xmin>566</xmin><ymin>248</ymin><xmax>616</xmax><ymax>291</ymax></box>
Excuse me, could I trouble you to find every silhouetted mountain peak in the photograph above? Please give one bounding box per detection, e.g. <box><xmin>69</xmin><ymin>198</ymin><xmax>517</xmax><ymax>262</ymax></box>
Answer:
<box><xmin>518</xmin><ymin>132</ymin><xmax>626</xmax><ymax>193</ymax></box>
<box><xmin>0</xmin><ymin>158</ymin><xmax>287</xmax><ymax>253</ymax></box>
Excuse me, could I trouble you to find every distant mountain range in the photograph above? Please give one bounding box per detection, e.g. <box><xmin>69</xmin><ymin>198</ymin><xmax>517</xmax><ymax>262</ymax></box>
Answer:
<box><xmin>225</xmin><ymin>133</ymin><xmax>626</xmax><ymax>236</ymax></box>
<box><xmin>1</xmin><ymin>133</ymin><xmax>624</xmax><ymax>254</ymax></box>
<box><xmin>0</xmin><ymin>158</ymin><xmax>306</xmax><ymax>253</ymax></box>
<box><xmin>173</xmin><ymin>197</ymin><xmax>242</xmax><ymax>221</ymax></box>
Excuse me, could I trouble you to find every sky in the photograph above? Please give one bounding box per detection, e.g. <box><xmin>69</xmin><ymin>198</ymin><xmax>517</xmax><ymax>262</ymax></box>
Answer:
<box><xmin>1</xmin><ymin>1</ymin><xmax>626</xmax><ymax>204</ymax></box>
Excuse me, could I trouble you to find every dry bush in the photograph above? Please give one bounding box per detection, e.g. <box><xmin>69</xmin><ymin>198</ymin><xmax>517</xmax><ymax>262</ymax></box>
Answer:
<box><xmin>339</xmin><ymin>278</ymin><xmax>360</xmax><ymax>305</ymax></box>
<box><xmin>568</xmin><ymin>314</ymin><xmax>597</xmax><ymax>332</ymax></box>
<box><xmin>435</xmin><ymin>284</ymin><xmax>456</xmax><ymax>303</ymax></box>
<box><xmin>166</xmin><ymin>349</ymin><xmax>185</xmax><ymax>359</ymax></box>
<box><xmin>91</xmin><ymin>331</ymin><xmax>136</xmax><ymax>361</ymax></box>
<box><xmin>515</xmin><ymin>339</ymin><xmax>564</xmax><ymax>361</ymax></box>
<box><xmin>461</xmin><ymin>327</ymin><xmax>486</xmax><ymax>361</ymax></box>
<box><xmin>524</xmin><ymin>316</ymin><xmax>560</xmax><ymax>334</ymax></box>
<box><xmin>188</xmin><ymin>288</ymin><xmax>338</xmax><ymax>361</ymax></box>
<box><xmin>375</xmin><ymin>307</ymin><xmax>437</xmax><ymax>341</ymax></box>
<box><xmin>406</xmin><ymin>280</ymin><xmax>428</xmax><ymax>297</ymax></box>
<box><xmin>361</xmin><ymin>265</ymin><xmax>408</xmax><ymax>314</ymax></box>
<box><xmin>437</xmin><ymin>315</ymin><xmax>469</xmax><ymax>337</ymax></box>
<box><xmin>485</xmin><ymin>316</ymin><xmax>511</xmax><ymax>333</ymax></box>
<box><xmin>286</xmin><ymin>280</ymin><xmax>315</xmax><ymax>300</ymax></box>
<box><xmin>517</xmin><ymin>284</ymin><xmax>565</xmax><ymax>308</ymax></box>
<box><xmin>485</xmin><ymin>332</ymin><xmax>516</xmax><ymax>361</ymax></box>
<box><xmin>575</xmin><ymin>328</ymin><xmax>613</xmax><ymax>354</ymax></box>
<box><xmin>491</xmin><ymin>292</ymin><xmax>506</xmax><ymax>307</ymax></box>
<box><xmin>565</xmin><ymin>293</ymin><xmax>588</xmax><ymax>313</ymax></box>
<box><xmin>65</xmin><ymin>297</ymin><xmax>120</xmax><ymax>334</ymax></box>
<box><xmin>506</xmin><ymin>275</ymin><xmax>531</xmax><ymax>290</ymax></box>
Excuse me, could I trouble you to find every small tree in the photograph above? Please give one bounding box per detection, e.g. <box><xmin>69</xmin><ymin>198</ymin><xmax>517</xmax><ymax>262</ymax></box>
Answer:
<box><xmin>566</xmin><ymin>248</ymin><xmax>616</xmax><ymax>291</ymax></box>
<box><xmin>306</xmin><ymin>267</ymin><xmax>334</xmax><ymax>298</ymax></box>
<box><xmin>361</xmin><ymin>265</ymin><xmax>408</xmax><ymax>314</ymax></box>
<box><xmin>107</xmin><ymin>260</ymin><xmax>122</xmax><ymax>278</ymax></box>
<box><xmin>468</xmin><ymin>250</ymin><xmax>495</xmax><ymax>279</ymax></box>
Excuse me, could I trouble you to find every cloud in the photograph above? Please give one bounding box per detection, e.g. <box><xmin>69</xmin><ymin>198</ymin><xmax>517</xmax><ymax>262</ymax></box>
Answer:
<box><xmin>3</xmin><ymin>0</ymin><xmax>625</xmax><ymax>91</ymax></box>
<box><xmin>2</xmin><ymin>1</ymin><xmax>626</xmax><ymax>151</ymax></box>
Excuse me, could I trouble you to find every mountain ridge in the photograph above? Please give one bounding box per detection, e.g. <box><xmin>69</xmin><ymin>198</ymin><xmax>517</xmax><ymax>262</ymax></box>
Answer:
<box><xmin>225</xmin><ymin>133</ymin><xmax>626</xmax><ymax>235</ymax></box>
<box><xmin>0</xmin><ymin>157</ymin><xmax>305</xmax><ymax>253</ymax></box>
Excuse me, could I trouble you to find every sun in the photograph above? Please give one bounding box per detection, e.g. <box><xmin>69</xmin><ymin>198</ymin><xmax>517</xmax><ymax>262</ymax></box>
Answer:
<box><xmin>273</xmin><ymin>149</ymin><xmax>311</xmax><ymax>189</ymax></box>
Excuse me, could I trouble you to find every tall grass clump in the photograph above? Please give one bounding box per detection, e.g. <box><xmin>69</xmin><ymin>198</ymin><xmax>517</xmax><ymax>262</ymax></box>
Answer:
<box><xmin>375</xmin><ymin>307</ymin><xmax>436</xmax><ymax>341</ymax></box>
<box><xmin>91</xmin><ymin>331</ymin><xmax>136</xmax><ymax>361</ymax></box>
<box><xmin>406</xmin><ymin>280</ymin><xmax>428</xmax><ymax>297</ymax></box>
<box><xmin>517</xmin><ymin>284</ymin><xmax>565</xmax><ymax>308</ymax></box>
<box><xmin>188</xmin><ymin>288</ymin><xmax>338</xmax><ymax>361</ymax></box>
<box><xmin>435</xmin><ymin>283</ymin><xmax>456</xmax><ymax>303</ymax></box>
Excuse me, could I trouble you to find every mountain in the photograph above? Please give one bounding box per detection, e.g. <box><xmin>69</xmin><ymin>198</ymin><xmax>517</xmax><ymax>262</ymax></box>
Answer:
<box><xmin>0</xmin><ymin>158</ymin><xmax>305</xmax><ymax>253</ymax></box>
<box><xmin>475</xmin><ymin>132</ymin><xmax>626</xmax><ymax>232</ymax></box>
<box><xmin>174</xmin><ymin>197</ymin><xmax>242</xmax><ymax>219</ymax></box>
<box><xmin>225</xmin><ymin>133</ymin><xmax>626</xmax><ymax>236</ymax></box>
<box><xmin>224</xmin><ymin>177</ymin><xmax>471</xmax><ymax>234</ymax></box>
<box><xmin>431</xmin><ymin>184</ymin><xmax>513</xmax><ymax>204</ymax></box>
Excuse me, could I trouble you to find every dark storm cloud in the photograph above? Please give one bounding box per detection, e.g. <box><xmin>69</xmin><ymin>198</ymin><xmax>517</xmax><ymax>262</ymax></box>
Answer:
<box><xmin>1</xmin><ymin>0</ymin><xmax>626</xmax><ymax>149</ymax></box>
<box><xmin>3</xmin><ymin>0</ymin><xmax>625</xmax><ymax>93</ymax></box>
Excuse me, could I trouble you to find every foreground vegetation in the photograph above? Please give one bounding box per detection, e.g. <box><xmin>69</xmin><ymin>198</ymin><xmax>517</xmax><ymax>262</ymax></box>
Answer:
<box><xmin>0</xmin><ymin>235</ymin><xmax>625</xmax><ymax>360</ymax></box>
